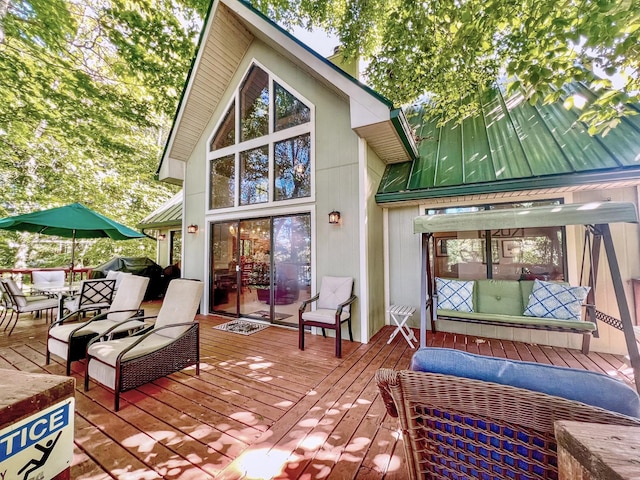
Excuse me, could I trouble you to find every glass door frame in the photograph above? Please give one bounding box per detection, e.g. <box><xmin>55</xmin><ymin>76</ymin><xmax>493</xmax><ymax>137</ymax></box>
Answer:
<box><xmin>209</xmin><ymin>212</ymin><xmax>311</xmax><ymax>326</ymax></box>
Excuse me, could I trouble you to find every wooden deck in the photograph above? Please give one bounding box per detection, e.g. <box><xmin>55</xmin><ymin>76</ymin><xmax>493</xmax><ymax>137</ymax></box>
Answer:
<box><xmin>0</xmin><ymin>303</ymin><xmax>635</xmax><ymax>479</ymax></box>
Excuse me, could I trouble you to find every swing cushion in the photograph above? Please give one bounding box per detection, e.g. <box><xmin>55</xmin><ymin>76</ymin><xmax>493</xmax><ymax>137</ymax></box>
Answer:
<box><xmin>524</xmin><ymin>279</ymin><xmax>591</xmax><ymax>321</ymax></box>
<box><xmin>434</xmin><ymin>279</ymin><xmax>597</xmax><ymax>332</ymax></box>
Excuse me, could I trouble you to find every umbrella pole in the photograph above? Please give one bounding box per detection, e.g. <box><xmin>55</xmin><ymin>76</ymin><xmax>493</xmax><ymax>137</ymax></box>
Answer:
<box><xmin>70</xmin><ymin>229</ymin><xmax>76</xmax><ymax>285</ymax></box>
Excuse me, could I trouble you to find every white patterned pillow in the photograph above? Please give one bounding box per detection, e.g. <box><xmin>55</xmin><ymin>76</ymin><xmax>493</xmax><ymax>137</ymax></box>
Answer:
<box><xmin>436</xmin><ymin>278</ymin><xmax>474</xmax><ymax>312</ymax></box>
<box><xmin>524</xmin><ymin>279</ymin><xmax>590</xmax><ymax>321</ymax></box>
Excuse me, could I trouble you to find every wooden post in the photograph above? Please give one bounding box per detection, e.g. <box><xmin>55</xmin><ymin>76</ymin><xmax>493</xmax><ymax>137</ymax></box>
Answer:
<box><xmin>556</xmin><ymin>420</ymin><xmax>640</xmax><ymax>480</ymax></box>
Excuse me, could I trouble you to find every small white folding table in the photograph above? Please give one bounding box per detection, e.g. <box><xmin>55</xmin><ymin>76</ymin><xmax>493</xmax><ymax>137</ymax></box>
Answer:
<box><xmin>387</xmin><ymin>304</ymin><xmax>417</xmax><ymax>348</ymax></box>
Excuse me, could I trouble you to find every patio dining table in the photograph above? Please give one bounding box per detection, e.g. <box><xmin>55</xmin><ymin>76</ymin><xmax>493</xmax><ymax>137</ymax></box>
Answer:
<box><xmin>31</xmin><ymin>284</ymin><xmax>80</xmax><ymax>321</ymax></box>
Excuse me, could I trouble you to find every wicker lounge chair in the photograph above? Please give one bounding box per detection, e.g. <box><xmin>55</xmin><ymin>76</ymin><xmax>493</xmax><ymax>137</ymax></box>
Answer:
<box><xmin>376</xmin><ymin>348</ymin><xmax>640</xmax><ymax>480</ymax></box>
<box><xmin>298</xmin><ymin>276</ymin><xmax>356</xmax><ymax>358</ymax></box>
<box><xmin>46</xmin><ymin>275</ymin><xmax>150</xmax><ymax>375</ymax></box>
<box><xmin>84</xmin><ymin>279</ymin><xmax>203</xmax><ymax>411</ymax></box>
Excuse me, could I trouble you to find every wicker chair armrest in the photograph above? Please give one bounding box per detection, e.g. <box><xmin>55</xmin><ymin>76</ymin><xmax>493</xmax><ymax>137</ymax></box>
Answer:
<box><xmin>115</xmin><ymin>322</ymin><xmax>198</xmax><ymax>364</ymax></box>
<box><xmin>78</xmin><ymin>308</ymin><xmax>146</xmax><ymax>333</ymax></box>
<box><xmin>299</xmin><ymin>293</ymin><xmax>320</xmax><ymax>312</ymax></box>
<box><xmin>87</xmin><ymin>314</ymin><xmax>159</xmax><ymax>346</ymax></box>
<box><xmin>51</xmin><ymin>306</ymin><xmax>111</xmax><ymax>327</ymax></box>
<box><xmin>336</xmin><ymin>294</ymin><xmax>357</xmax><ymax>315</ymax></box>
<box><xmin>375</xmin><ymin>368</ymin><xmax>400</xmax><ymax>418</ymax></box>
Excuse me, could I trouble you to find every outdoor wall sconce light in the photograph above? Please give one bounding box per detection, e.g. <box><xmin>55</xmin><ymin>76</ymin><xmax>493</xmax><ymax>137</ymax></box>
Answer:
<box><xmin>329</xmin><ymin>211</ymin><xmax>341</xmax><ymax>225</ymax></box>
<box><xmin>157</xmin><ymin>233</ymin><xmax>166</xmax><ymax>241</ymax></box>
<box><xmin>187</xmin><ymin>224</ymin><xmax>198</xmax><ymax>234</ymax></box>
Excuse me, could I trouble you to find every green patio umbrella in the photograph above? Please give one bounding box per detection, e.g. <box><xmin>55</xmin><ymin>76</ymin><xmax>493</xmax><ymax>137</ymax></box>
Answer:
<box><xmin>0</xmin><ymin>203</ymin><xmax>145</xmax><ymax>279</ymax></box>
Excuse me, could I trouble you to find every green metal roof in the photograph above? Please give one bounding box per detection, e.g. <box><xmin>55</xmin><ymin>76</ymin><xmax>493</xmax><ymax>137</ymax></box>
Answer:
<box><xmin>138</xmin><ymin>193</ymin><xmax>182</xmax><ymax>230</ymax></box>
<box><xmin>377</xmin><ymin>83</ymin><xmax>640</xmax><ymax>204</ymax></box>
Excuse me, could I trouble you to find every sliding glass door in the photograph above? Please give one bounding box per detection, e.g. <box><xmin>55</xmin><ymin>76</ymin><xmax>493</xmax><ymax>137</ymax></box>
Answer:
<box><xmin>210</xmin><ymin>222</ymin><xmax>238</xmax><ymax>315</ymax></box>
<box><xmin>272</xmin><ymin>215</ymin><xmax>311</xmax><ymax>324</ymax></box>
<box><xmin>210</xmin><ymin>213</ymin><xmax>311</xmax><ymax>325</ymax></box>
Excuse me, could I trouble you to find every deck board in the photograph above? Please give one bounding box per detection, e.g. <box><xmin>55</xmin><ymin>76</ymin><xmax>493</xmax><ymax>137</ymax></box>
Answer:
<box><xmin>0</xmin><ymin>304</ymin><xmax>635</xmax><ymax>479</ymax></box>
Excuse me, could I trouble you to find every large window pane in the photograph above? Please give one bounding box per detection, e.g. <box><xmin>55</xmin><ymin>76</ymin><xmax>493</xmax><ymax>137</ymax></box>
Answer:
<box><xmin>274</xmin><ymin>134</ymin><xmax>310</xmax><ymax>201</ymax></box>
<box><xmin>210</xmin><ymin>154</ymin><xmax>235</xmax><ymax>209</ymax></box>
<box><xmin>431</xmin><ymin>200</ymin><xmax>566</xmax><ymax>281</ymax></box>
<box><xmin>210</xmin><ymin>102</ymin><xmax>235</xmax><ymax>151</ymax></box>
<box><xmin>274</xmin><ymin>82</ymin><xmax>310</xmax><ymax>131</ymax></box>
<box><xmin>503</xmin><ymin>227</ymin><xmax>565</xmax><ymax>280</ymax></box>
<box><xmin>240</xmin><ymin>66</ymin><xmax>269</xmax><ymax>142</ymax></box>
<box><xmin>240</xmin><ymin>146</ymin><xmax>269</xmax><ymax>205</ymax></box>
<box><xmin>434</xmin><ymin>233</ymin><xmax>487</xmax><ymax>279</ymax></box>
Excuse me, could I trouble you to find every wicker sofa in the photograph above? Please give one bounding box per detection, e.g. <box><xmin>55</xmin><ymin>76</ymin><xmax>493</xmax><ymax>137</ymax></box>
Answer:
<box><xmin>432</xmin><ymin>278</ymin><xmax>597</xmax><ymax>352</ymax></box>
<box><xmin>377</xmin><ymin>348</ymin><xmax>640</xmax><ymax>480</ymax></box>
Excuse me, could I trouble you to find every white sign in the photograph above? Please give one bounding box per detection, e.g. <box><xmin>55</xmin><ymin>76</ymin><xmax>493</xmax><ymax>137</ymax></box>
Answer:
<box><xmin>0</xmin><ymin>398</ymin><xmax>74</xmax><ymax>480</ymax></box>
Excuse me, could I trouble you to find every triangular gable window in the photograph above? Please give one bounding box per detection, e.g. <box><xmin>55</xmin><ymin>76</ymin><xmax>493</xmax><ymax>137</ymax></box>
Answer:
<box><xmin>210</xmin><ymin>101</ymin><xmax>235</xmax><ymax>151</ymax></box>
<box><xmin>274</xmin><ymin>82</ymin><xmax>310</xmax><ymax>131</ymax></box>
<box><xmin>207</xmin><ymin>62</ymin><xmax>314</xmax><ymax>211</ymax></box>
<box><xmin>240</xmin><ymin>65</ymin><xmax>269</xmax><ymax>142</ymax></box>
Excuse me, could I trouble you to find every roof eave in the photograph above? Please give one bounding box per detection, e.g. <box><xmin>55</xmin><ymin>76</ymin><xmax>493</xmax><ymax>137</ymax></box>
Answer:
<box><xmin>375</xmin><ymin>168</ymin><xmax>640</xmax><ymax>205</ymax></box>
<box><xmin>391</xmin><ymin>109</ymin><xmax>418</xmax><ymax>161</ymax></box>
<box><xmin>138</xmin><ymin>220</ymin><xmax>183</xmax><ymax>229</ymax></box>
<box><xmin>156</xmin><ymin>0</ymin><xmax>218</xmax><ymax>179</ymax></box>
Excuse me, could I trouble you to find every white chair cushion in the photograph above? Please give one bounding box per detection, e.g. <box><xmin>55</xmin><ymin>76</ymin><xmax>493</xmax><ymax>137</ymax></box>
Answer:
<box><xmin>317</xmin><ymin>276</ymin><xmax>353</xmax><ymax>312</ymax></box>
<box><xmin>106</xmin><ymin>270</ymin><xmax>132</xmax><ymax>289</ymax></box>
<box><xmin>154</xmin><ymin>279</ymin><xmax>203</xmax><ymax>339</ymax></box>
<box><xmin>64</xmin><ymin>297</ymin><xmax>110</xmax><ymax>313</ymax></box>
<box><xmin>48</xmin><ymin>338</ymin><xmax>70</xmax><ymax>360</ymax></box>
<box><xmin>302</xmin><ymin>309</ymin><xmax>350</xmax><ymax>324</ymax></box>
<box><xmin>32</xmin><ymin>270</ymin><xmax>66</xmax><ymax>289</ymax></box>
<box><xmin>87</xmin><ymin>333</ymin><xmax>175</xmax><ymax>389</ymax></box>
<box><xmin>106</xmin><ymin>275</ymin><xmax>149</xmax><ymax>322</ymax></box>
<box><xmin>18</xmin><ymin>297</ymin><xmax>58</xmax><ymax>312</ymax></box>
<box><xmin>87</xmin><ymin>332</ymin><xmax>175</xmax><ymax>366</ymax></box>
<box><xmin>49</xmin><ymin>322</ymin><xmax>91</xmax><ymax>341</ymax></box>
<box><xmin>4</xmin><ymin>279</ymin><xmax>29</xmax><ymax>308</ymax></box>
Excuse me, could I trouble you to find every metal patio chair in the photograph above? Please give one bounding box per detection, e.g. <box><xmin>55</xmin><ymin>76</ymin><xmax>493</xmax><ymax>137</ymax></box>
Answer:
<box><xmin>1</xmin><ymin>278</ymin><xmax>59</xmax><ymax>335</ymax></box>
<box><xmin>63</xmin><ymin>278</ymin><xmax>116</xmax><ymax>319</ymax></box>
<box><xmin>298</xmin><ymin>276</ymin><xmax>356</xmax><ymax>358</ymax></box>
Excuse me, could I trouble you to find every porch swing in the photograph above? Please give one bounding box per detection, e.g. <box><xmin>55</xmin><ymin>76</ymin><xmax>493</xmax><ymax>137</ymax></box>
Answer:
<box><xmin>413</xmin><ymin>201</ymin><xmax>640</xmax><ymax>394</ymax></box>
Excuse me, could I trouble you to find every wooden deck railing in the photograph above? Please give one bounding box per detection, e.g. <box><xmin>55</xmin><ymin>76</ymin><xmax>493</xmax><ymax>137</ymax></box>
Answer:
<box><xmin>0</xmin><ymin>266</ymin><xmax>93</xmax><ymax>285</ymax></box>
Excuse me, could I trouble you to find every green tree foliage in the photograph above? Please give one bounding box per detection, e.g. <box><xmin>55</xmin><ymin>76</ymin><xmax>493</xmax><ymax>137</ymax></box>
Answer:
<box><xmin>0</xmin><ymin>0</ymin><xmax>206</xmax><ymax>268</ymax></box>
<box><xmin>1</xmin><ymin>0</ymin><xmax>636</xmax><ymax>267</ymax></box>
<box><xmin>255</xmin><ymin>0</ymin><xmax>640</xmax><ymax>135</ymax></box>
